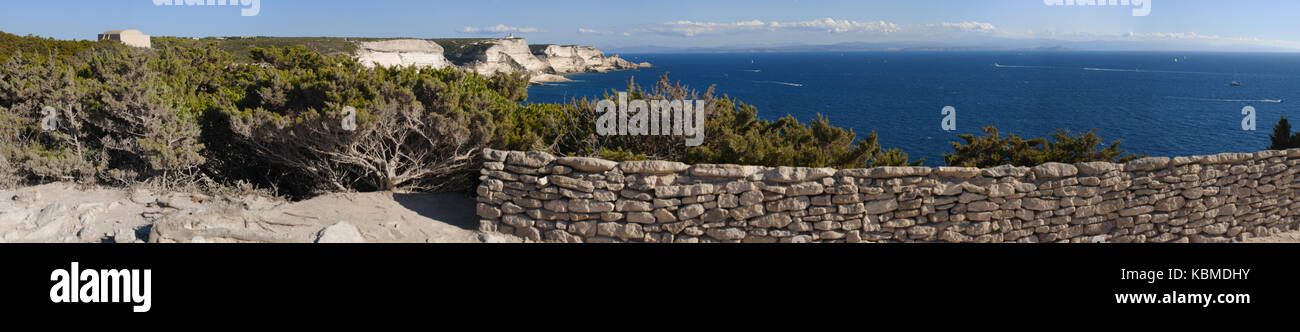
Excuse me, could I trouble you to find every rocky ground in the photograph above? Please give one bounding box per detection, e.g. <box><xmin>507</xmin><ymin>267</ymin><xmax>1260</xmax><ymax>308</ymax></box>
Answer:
<box><xmin>0</xmin><ymin>182</ymin><xmax>519</xmax><ymax>243</ymax></box>
<box><xmin>2</xmin><ymin>182</ymin><xmax>1297</xmax><ymax>243</ymax></box>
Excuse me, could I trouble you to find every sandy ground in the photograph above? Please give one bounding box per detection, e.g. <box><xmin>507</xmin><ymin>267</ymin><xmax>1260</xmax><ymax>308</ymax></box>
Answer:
<box><xmin>0</xmin><ymin>182</ymin><xmax>519</xmax><ymax>243</ymax></box>
<box><xmin>1241</xmin><ymin>231</ymin><xmax>1300</xmax><ymax>243</ymax></box>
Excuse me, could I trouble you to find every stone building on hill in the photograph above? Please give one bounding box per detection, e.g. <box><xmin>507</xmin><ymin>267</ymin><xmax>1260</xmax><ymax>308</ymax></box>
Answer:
<box><xmin>97</xmin><ymin>29</ymin><xmax>151</xmax><ymax>49</ymax></box>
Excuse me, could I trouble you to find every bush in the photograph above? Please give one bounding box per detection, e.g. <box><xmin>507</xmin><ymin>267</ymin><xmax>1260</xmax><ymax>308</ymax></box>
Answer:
<box><xmin>82</xmin><ymin>45</ymin><xmax>207</xmax><ymax>187</ymax></box>
<box><xmin>0</xmin><ymin>31</ymin><xmax>103</xmax><ymax>63</ymax></box>
<box><xmin>0</xmin><ymin>42</ymin><xmax>206</xmax><ymax>188</ymax></box>
<box><xmin>1269</xmin><ymin>116</ymin><xmax>1300</xmax><ymax>150</ymax></box>
<box><xmin>0</xmin><ymin>48</ymin><xmax>101</xmax><ymax>184</ymax></box>
<box><xmin>224</xmin><ymin>46</ymin><xmax>517</xmax><ymax>194</ymax></box>
<box><xmin>551</xmin><ymin>74</ymin><xmax>921</xmax><ymax>168</ymax></box>
<box><xmin>944</xmin><ymin>126</ymin><xmax>1141</xmax><ymax>168</ymax></box>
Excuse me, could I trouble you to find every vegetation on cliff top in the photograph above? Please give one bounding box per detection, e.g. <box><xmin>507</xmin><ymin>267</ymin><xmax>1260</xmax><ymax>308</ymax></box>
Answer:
<box><xmin>1</xmin><ymin>31</ymin><xmax>1149</xmax><ymax>198</ymax></box>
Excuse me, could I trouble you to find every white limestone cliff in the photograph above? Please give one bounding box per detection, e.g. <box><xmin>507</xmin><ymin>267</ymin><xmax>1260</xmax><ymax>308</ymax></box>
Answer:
<box><xmin>465</xmin><ymin>38</ymin><xmax>554</xmax><ymax>78</ymax></box>
<box><xmin>351</xmin><ymin>37</ymin><xmax>647</xmax><ymax>84</ymax></box>
<box><xmin>354</xmin><ymin>39</ymin><xmax>452</xmax><ymax>69</ymax></box>
<box><xmin>535</xmin><ymin>45</ymin><xmax>647</xmax><ymax>74</ymax></box>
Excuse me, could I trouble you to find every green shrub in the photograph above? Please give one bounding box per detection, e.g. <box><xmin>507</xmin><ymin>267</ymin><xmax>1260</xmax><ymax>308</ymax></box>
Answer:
<box><xmin>1269</xmin><ymin>116</ymin><xmax>1300</xmax><ymax>150</ymax></box>
<box><xmin>944</xmin><ymin>126</ymin><xmax>1141</xmax><ymax>168</ymax></box>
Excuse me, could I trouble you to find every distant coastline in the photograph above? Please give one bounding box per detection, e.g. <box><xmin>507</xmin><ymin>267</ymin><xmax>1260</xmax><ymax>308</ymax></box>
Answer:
<box><xmin>152</xmin><ymin>35</ymin><xmax>651</xmax><ymax>84</ymax></box>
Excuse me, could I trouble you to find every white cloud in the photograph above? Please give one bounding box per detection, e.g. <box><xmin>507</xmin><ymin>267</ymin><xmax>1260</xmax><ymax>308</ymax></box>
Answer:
<box><xmin>627</xmin><ymin>18</ymin><xmax>997</xmax><ymax>37</ymax></box>
<box><xmin>459</xmin><ymin>24</ymin><xmax>543</xmax><ymax>34</ymax></box>
<box><xmin>767</xmin><ymin>18</ymin><xmax>901</xmax><ymax>34</ymax></box>
<box><xmin>924</xmin><ymin>21</ymin><xmax>999</xmax><ymax>34</ymax></box>
<box><xmin>578</xmin><ymin>28</ymin><xmax>598</xmax><ymax>34</ymax></box>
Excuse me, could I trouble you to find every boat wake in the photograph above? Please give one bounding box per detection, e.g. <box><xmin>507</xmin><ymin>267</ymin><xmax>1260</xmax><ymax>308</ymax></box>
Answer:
<box><xmin>1083</xmin><ymin>67</ymin><xmax>1140</xmax><ymax>72</ymax></box>
<box><xmin>742</xmin><ymin>69</ymin><xmax>762</xmax><ymax>73</ymax></box>
<box><xmin>753</xmin><ymin>80</ymin><xmax>804</xmax><ymax>87</ymax></box>
<box><xmin>998</xmin><ymin>64</ymin><xmax>1229</xmax><ymax>76</ymax></box>
<box><xmin>1164</xmin><ymin>96</ymin><xmax>1283</xmax><ymax>103</ymax></box>
<box><xmin>993</xmin><ymin>63</ymin><xmax>1052</xmax><ymax>69</ymax></box>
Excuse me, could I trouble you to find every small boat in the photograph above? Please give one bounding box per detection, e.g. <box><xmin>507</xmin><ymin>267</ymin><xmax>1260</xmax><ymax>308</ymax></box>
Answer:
<box><xmin>1230</xmin><ymin>81</ymin><xmax>1243</xmax><ymax>87</ymax></box>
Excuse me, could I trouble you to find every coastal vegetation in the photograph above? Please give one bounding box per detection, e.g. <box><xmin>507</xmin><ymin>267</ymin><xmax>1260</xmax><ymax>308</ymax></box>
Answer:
<box><xmin>943</xmin><ymin>126</ymin><xmax>1142</xmax><ymax>168</ymax></box>
<box><xmin>1269</xmin><ymin>116</ymin><xmax>1300</xmax><ymax>150</ymax></box>
<box><xmin>2</xmin><ymin>32</ymin><xmax>1154</xmax><ymax>198</ymax></box>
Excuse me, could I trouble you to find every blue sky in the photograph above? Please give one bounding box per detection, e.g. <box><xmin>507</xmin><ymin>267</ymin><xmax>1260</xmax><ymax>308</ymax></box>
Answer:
<box><xmin>2</xmin><ymin>0</ymin><xmax>1299</xmax><ymax>50</ymax></box>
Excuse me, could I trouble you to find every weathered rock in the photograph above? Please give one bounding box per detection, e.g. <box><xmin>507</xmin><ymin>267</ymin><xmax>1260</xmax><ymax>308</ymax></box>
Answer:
<box><xmin>968</xmin><ymin>201</ymin><xmax>999</xmax><ymax>212</ymax></box>
<box><xmin>1120</xmin><ymin>205</ymin><xmax>1156</xmax><ymax>217</ymax></box>
<box><xmin>567</xmin><ymin>199</ymin><xmax>615</xmax><ymax>213</ymax></box>
<box><xmin>1124</xmin><ymin>157</ymin><xmax>1171</xmax><ymax>172</ymax></box>
<box><xmin>619</xmin><ymin>160</ymin><xmax>689</xmax><ymax>174</ymax></box>
<box><xmin>678</xmin><ymin>204</ymin><xmax>706</xmax><ymax>220</ymax></box>
<box><xmin>548</xmin><ymin>175</ymin><xmax>595</xmax><ymax>193</ymax></box>
<box><xmin>1023</xmin><ymin>198</ymin><xmax>1057</xmax><ymax>211</ymax></box>
<box><xmin>505</xmin><ymin>151</ymin><xmax>556</xmax><ymax>168</ymax></box>
<box><xmin>738</xmin><ymin>191</ymin><xmax>764</xmax><ymax>206</ymax></box>
<box><xmin>787</xmin><ymin>182</ymin><xmax>825</xmax><ymax>196</ymax></box>
<box><xmin>1154</xmin><ymin>196</ymin><xmax>1184</xmax><ymax>212</ymax></box>
<box><xmin>615</xmin><ymin>199</ymin><xmax>654</xmax><ymax>212</ymax></box>
<box><xmin>749</xmin><ymin>213</ymin><xmax>793</xmax><ymax>228</ymax></box>
<box><xmin>690</xmin><ymin>164</ymin><xmax>757</xmax><ymax>178</ymax></box>
<box><xmin>476</xmin><ymin>203</ymin><xmax>502</xmax><ymax>219</ymax></box>
<box><xmin>767</xmin><ymin>167</ymin><xmax>836</xmax><ymax>183</ymax></box>
<box><xmin>861</xmin><ymin>167</ymin><xmax>932</xmax><ymax>178</ymax></box>
<box><xmin>1075</xmin><ymin>162</ymin><xmax>1118</xmax><ymax>176</ymax></box>
<box><xmin>316</xmin><ymin>222</ymin><xmax>365</xmax><ymax>243</ymax></box>
<box><xmin>934</xmin><ymin>167</ymin><xmax>981</xmax><ymax>179</ymax></box>
<box><xmin>556</xmin><ymin>157</ymin><xmax>618</xmax><ymax>172</ymax></box>
<box><xmin>981</xmin><ymin>165</ymin><xmax>1030</xmax><ymax>178</ymax></box>
<box><xmin>705</xmin><ymin>228</ymin><xmax>746</xmax><ymax>241</ymax></box>
<box><xmin>481</xmin><ymin>148</ymin><xmax>508</xmax><ymax>162</ymax></box>
<box><xmin>654</xmin><ymin>184</ymin><xmax>715</xmax><ymax>198</ymax></box>
<box><xmin>1032</xmin><ymin>162</ymin><xmax>1078</xmax><ymax>179</ymax></box>
<box><xmin>988</xmin><ymin>183</ymin><xmax>1015</xmax><ymax>198</ymax></box>
<box><xmin>863</xmin><ymin>199</ymin><xmax>898</xmax><ymax>214</ymax></box>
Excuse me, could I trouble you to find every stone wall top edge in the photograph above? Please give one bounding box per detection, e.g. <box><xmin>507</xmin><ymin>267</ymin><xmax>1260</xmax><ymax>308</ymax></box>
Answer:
<box><xmin>481</xmin><ymin>148</ymin><xmax>1300</xmax><ymax>179</ymax></box>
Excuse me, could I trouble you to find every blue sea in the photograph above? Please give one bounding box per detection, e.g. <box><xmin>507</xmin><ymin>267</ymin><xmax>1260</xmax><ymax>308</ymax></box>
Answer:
<box><xmin>527</xmin><ymin>52</ymin><xmax>1300</xmax><ymax>166</ymax></box>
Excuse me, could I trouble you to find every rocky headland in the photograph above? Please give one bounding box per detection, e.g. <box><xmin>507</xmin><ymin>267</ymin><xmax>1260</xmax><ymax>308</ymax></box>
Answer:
<box><xmin>354</xmin><ymin>37</ymin><xmax>649</xmax><ymax>84</ymax></box>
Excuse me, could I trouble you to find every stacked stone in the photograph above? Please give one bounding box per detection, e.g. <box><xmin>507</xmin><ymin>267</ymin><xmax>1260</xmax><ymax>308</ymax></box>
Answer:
<box><xmin>475</xmin><ymin>148</ymin><xmax>1300</xmax><ymax>243</ymax></box>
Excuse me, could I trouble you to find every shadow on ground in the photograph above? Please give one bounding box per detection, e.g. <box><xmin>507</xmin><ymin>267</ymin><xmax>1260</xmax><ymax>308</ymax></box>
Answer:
<box><xmin>394</xmin><ymin>193</ymin><xmax>478</xmax><ymax>231</ymax></box>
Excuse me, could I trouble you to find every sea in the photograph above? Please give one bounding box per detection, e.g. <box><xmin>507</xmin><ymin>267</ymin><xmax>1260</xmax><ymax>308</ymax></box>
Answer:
<box><xmin>527</xmin><ymin>51</ymin><xmax>1300</xmax><ymax>166</ymax></box>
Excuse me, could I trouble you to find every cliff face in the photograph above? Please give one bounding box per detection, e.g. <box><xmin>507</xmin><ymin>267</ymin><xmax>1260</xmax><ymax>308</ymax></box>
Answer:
<box><xmin>355</xmin><ymin>39</ymin><xmax>452</xmax><ymax>69</ymax></box>
<box><xmin>466</xmin><ymin>38</ymin><xmax>554</xmax><ymax>77</ymax></box>
<box><xmin>351</xmin><ymin>37</ymin><xmax>646</xmax><ymax>84</ymax></box>
<box><xmin>534</xmin><ymin>45</ymin><xmax>640</xmax><ymax>74</ymax></box>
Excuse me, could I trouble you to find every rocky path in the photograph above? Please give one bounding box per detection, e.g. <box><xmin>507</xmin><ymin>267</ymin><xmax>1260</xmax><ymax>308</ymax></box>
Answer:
<box><xmin>0</xmin><ymin>183</ymin><xmax>517</xmax><ymax>243</ymax></box>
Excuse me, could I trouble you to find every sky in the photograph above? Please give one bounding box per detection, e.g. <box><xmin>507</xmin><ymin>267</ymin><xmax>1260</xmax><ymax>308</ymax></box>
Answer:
<box><xmin>2</xmin><ymin>0</ymin><xmax>1299</xmax><ymax>51</ymax></box>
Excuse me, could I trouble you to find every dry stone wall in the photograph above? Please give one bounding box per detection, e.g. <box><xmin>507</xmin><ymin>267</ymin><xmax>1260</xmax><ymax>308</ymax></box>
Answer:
<box><xmin>475</xmin><ymin>149</ymin><xmax>1300</xmax><ymax>243</ymax></box>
